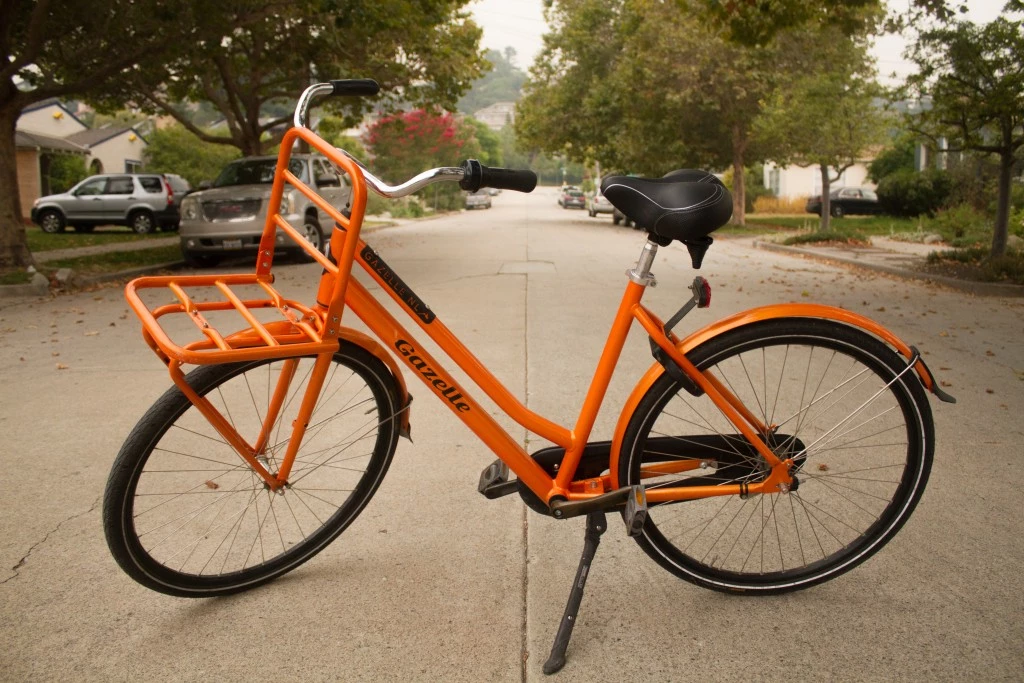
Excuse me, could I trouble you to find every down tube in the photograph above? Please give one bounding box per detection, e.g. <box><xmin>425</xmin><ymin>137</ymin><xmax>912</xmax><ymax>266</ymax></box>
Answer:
<box><xmin>344</xmin><ymin>277</ymin><xmax>560</xmax><ymax>502</ymax></box>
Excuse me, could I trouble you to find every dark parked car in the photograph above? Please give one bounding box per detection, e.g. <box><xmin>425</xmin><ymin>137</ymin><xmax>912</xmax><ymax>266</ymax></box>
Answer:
<box><xmin>31</xmin><ymin>173</ymin><xmax>188</xmax><ymax>234</ymax></box>
<box><xmin>559</xmin><ymin>188</ymin><xmax>586</xmax><ymax>209</ymax></box>
<box><xmin>806</xmin><ymin>187</ymin><xmax>881</xmax><ymax>217</ymax></box>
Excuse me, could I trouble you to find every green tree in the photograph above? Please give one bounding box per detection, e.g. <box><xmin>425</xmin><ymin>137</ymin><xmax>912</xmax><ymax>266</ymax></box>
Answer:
<box><xmin>106</xmin><ymin>0</ymin><xmax>487</xmax><ymax>158</ymax></box>
<box><xmin>465</xmin><ymin>118</ymin><xmax>502</xmax><ymax>166</ymax></box>
<box><xmin>868</xmin><ymin>133</ymin><xmax>918</xmax><ymax>183</ymax></box>
<box><xmin>1</xmin><ymin>0</ymin><xmax>262</xmax><ymax>269</ymax></box>
<box><xmin>755</xmin><ymin>30</ymin><xmax>889</xmax><ymax>230</ymax></box>
<box><xmin>903</xmin><ymin>12</ymin><xmax>1024</xmax><ymax>257</ymax></box>
<box><xmin>142</xmin><ymin>124</ymin><xmax>241</xmax><ymax>187</ymax></box>
<box><xmin>458</xmin><ymin>48</ymin><xmax>528</xmax><ymax>113</ymax></box>
<box><xmin>517</xmin><ymin>0</ymin><xmax>777</xmax><ymax>224</ymax></box>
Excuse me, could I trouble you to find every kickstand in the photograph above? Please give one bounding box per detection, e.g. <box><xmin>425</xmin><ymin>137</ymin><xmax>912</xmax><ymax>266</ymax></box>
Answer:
<box><xmin>543</xmin><ymin>511</ymin><xmax>607</xmax><ymax>675</ymax></box>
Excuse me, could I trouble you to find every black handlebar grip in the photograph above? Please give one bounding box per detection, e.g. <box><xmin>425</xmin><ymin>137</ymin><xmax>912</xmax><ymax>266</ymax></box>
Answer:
<box><xmin>459</xmin><ymin>159</ymin><xmax>537</xmax><ymax>193</ymax></box>
<box><xmin>329</xmin><ymin>79</ymin><xmax>380</xmax><ymax>97</ymax></box>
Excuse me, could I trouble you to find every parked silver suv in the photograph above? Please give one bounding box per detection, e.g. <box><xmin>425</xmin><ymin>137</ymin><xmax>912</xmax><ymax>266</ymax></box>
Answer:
<box><xmin>178</xmin><ymin>155</ymin><xmax>351</xmax><ymax>267</ymax></box>
<box><xmin>31</xmin><ymin>173</ymin><xmax>187</xmax><ymax>234</ymax></box>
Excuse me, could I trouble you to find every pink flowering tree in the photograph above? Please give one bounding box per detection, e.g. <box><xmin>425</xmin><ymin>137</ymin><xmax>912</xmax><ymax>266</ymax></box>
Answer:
<box><xmin>365</xmin><ymin>110</ymin><xmax>482</xmax><ymax>209</ymax></box>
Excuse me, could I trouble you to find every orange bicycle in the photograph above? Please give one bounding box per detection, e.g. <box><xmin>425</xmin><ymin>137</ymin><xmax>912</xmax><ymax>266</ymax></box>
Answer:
<box><xmin>103</xmin><ymin>80</ymin><xmax>953</xmax><ymax>673</ymax></box>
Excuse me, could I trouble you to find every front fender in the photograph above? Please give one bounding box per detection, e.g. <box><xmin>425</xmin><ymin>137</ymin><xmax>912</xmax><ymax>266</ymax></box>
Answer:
<box><xmin>609</xmin><ymin>303</ymin><xmax>952</xmax><ymax>488</ymax></box>
<box><xmin>338</xmin><ymin>328</ymin><xmax>413</xmax><ymax>439</ymax></box>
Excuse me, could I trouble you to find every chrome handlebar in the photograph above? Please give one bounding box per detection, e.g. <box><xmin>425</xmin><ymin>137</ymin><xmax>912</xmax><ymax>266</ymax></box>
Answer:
<box><xmin>294</xmin><ymin>82</ymin><xmax>465</xmax><ymax>199</ymax></box>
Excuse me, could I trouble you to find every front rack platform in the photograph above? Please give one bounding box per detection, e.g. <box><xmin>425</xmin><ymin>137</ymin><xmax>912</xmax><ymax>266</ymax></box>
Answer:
<box><xmin>126</xmin><ymin>272</ymin><xmax>337</xmax><ymax>366</ymax></box>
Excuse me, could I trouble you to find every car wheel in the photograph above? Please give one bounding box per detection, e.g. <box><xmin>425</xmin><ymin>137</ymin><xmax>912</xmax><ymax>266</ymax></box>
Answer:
<box><xmin>73</xmin><ymin>225</ymin><xmax>95</xmax><ymax>233</ymax></box>
<box><xmin>38</xmin><ymin>209</ymin><xmax>66</xmax><ymax>234</ymax></box>
<box><xmin>831</xmin><ymin>204</ymin><xmax>844</xmax><ymax>218</ymax></box>
<box><xmin>296</xmin><ymin>217</ymin><xmax>325</xmax><ymax>262</ymax></box>
<box><xmin>130</xmin><ymin>211</ymin><xmax>156</xmax><ymax>234</ymax></box>
<box><xmin>183</xmin><ymin>252</ymin><xmax>222</xmax><ymax>268</ymax></box>
<box><xmin>613</xmin><ymin>213</ymin><xmax>622</xmax><ymax>226</ymax></box>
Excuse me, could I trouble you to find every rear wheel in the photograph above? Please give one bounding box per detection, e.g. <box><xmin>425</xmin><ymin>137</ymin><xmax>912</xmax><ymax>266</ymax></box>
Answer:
<box><xmin>619</xmin><ymin>318</ymin><xmax>933</xmax><ymax>594</ymax></box>
<box><xmin>103</xmin><ymin>346</ymin><xmax>402</xmax><ymax>596</ymax></box>
<box><xmin>130</xmin><ymin>210</ymin><xmax>156</xmax><ymax>234</ymax></box>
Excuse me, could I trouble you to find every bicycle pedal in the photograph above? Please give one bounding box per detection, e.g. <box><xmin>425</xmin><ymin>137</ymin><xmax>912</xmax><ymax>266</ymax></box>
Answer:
<box><xmin>478</xmin><ymin>459</ymin><xmax>518</xmax><ymax>499</ymax></box>
<box><xmin>623</xmin><ymin>485</ymin><xmax>648</xmax><ymax>537</ymax></box>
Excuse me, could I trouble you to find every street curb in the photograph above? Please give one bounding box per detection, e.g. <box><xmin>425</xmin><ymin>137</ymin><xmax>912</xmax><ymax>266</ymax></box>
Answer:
<box><xmin>753</xmin><ymin>240</ymin><xmax>1024</xmax><ymax>298</ymax></box>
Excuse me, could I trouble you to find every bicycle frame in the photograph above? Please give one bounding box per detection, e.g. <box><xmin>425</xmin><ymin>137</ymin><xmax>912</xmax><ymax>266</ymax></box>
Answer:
<box><xmin>125</xmin><ymin>123</ymin><xmax>945</xmax><ymax>512</ymax></box>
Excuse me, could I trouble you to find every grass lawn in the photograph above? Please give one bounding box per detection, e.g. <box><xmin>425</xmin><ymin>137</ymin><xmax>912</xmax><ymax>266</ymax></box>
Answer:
<box><xmin>26</xmin><ymin>224</ymin><xmax>172</xmax><ymax>253</ymax></box>
<box><xmin>41</xmin><ymin>245</ymin><xmax>183</xmax><ymax>275</ymax></box>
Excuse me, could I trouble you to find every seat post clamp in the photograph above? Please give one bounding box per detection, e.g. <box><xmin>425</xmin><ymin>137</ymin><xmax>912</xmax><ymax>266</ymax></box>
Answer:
<box><xmin>627</xmin><ymin>240</ymin><xmax>660</xmax><ymax>287</ymax></box>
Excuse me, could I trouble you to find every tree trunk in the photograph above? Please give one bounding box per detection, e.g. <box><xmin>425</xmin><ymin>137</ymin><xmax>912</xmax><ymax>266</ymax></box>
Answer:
<box><xmin>0</xmin><ymin>103</ymin><xmax>35</xmax><ymax>270</ymax></box>
<box><xmin>819</xmin><ymin>164</ymin><xmax>832</xmax><ymax>232</ymax></box>
<box><xmin>991</xmin><ymin>151</ymin><xmax>1012</xmax><ymax>258</ymax></box>
<box><xmin>731</xmin><ymin>125</ymin><xmax>746</xmax><ymax>226</ymax></box>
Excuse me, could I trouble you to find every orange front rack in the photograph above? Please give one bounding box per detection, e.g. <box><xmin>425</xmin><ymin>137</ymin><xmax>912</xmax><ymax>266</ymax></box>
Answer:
<box><xmin>125</xmin><ymin>272</ymin><xmax>336</xmax><ymax>365</ymax></box>
<box><xmin>124</xmin><ymin>126</ymin><xmax>369</xmax><ymax>367</ymax></box>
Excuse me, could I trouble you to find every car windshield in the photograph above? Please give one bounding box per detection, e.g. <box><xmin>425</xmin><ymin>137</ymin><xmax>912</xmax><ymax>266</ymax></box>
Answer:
<box><xmin>566</xmin><ymin>190</ymin><xmax>583</xmax><ymax>197</ymax></box>
<box><xmin>213</xmin><ymin>159</ymin><xmax>308</xmax><ymax>187</ymax></box>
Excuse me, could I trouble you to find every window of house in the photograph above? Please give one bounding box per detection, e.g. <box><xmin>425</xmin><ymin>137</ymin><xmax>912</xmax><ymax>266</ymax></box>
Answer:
<box><xmin>125</xmin><ymin>159</ymin><xmax>142</xmax><ymax>173</ymax></box>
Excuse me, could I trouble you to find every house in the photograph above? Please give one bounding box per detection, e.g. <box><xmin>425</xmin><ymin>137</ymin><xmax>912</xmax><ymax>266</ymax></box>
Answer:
<box><xmin>65</xmin><ymin>125</ymin><xmax>147</xmax><ymax>175</ymax></box>
<box><xmin>763</xmin><ymin>161</ymin><xmax>874</xmax><ymax>201</ymax></box>
<box><xmin>472</xmin><ymin>102</ymin><xmax>516</xmax><ymax>131</ymax></box>
<box><xmin>15</xmin><ymin>98</ymin><xmax>148</xmax><ymax>219</ymax></box>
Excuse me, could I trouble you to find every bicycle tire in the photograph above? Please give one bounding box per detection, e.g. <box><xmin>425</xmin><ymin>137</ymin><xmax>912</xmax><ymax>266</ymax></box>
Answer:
<box><xmin>103</xmin><ymin>345</ymin><xmax>402</xmax><ymax>597</ymax></box>
<box><xmin>619</xmin><ymin>318</ymin><xmax>934</xmax><ymax>594</ymax></box>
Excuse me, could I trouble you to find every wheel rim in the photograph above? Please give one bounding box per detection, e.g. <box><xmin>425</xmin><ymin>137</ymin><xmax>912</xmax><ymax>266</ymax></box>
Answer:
<box><xmin>133</xmin><ymin>213</ymin><xmax>154</xmax><ymax>233</ymax></box>
<box><xmin>626</xmin><ymin>330</ymin><xmax>926</xmax><ymax>589</ymax></box>
<box><xmin>121</xmin><ymin>355</ymin><xmax>395</xmax><ymax>585</ymax></box>
<box><xmin>41</xmin><ymin>212</ymin><xmax>62</xmax><ymax>232</ymax></box>
<box><xmin>303</xmin><ymin>221</ymin><xmax>323</xmax><ymax>252</ymax></box>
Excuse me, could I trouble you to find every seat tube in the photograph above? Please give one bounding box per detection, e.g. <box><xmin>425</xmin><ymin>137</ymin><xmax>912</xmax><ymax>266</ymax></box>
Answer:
<box><xmin>555</xmin><ymin>240</ymin><xmax>660</xmax><ymax>489</ymax></box>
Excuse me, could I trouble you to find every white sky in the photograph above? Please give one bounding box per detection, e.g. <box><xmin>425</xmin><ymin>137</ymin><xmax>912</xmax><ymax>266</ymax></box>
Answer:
<box><xmin>468</xmin><ymin>0</ymin><xmax>1011</xmax><ymax>82</ymax></box>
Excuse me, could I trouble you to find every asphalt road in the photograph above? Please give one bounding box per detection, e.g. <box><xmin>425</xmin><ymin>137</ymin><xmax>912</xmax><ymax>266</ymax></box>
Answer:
<box><xmin>1</xmin><ymin>185</ymin><xmax>1022</xmax><ymax>681</ymax></box>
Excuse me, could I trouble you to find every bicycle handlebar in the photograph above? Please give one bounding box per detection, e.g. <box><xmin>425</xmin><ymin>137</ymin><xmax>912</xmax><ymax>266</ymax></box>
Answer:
<box><xmin>459</xmin><ymin>159</ymin><xmax>538</xmax><ymax>194</ymax></box>
<box><xmin>294</xmin><ymin>81</ymin><xmax>537</xmax><ymax>198</ymax></box>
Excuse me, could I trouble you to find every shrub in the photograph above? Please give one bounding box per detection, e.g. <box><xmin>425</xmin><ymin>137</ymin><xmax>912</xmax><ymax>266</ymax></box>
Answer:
<box><xmin>876</xmin><ymin>169</ymin><xmax>952</xmax><ymax>217</ymax></box>
<box><xmin>46</xmin><ymin>153</ymin><xmax>88</xmax><ymax>193</ymax></box>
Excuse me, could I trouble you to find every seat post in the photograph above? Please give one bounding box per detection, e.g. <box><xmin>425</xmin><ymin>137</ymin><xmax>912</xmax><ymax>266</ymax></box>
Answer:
<box><xmin>627</xmin><ymin>239</ymin><xmax>660</xmax><ymax>287</ymax></box>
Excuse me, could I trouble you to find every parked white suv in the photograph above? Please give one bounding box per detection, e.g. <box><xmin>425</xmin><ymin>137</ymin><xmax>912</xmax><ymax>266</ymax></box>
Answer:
<box><xmin>178</xmin><ymin>155</ymin><xmax>351</xmax><ymax>267</ymax></box>
<box><xmin>32</xmin><ymin>173</ymin><xmax>187</xmax><ymax>234</ymax></box>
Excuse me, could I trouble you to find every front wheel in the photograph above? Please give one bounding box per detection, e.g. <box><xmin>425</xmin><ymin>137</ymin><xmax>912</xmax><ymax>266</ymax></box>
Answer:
<box><xmin>38</xmin><ymin>209</ymin><xmax>66</xmax><ymax>233</ymax></box>
<box><xmin>103</xmin><ymin>346</ymin><xmax>402</xmax><ymax>597</ymax></box>
<box><xmin>619</xmin><ymin>318</ymin><xmax>933</xmax><ymax>594</ymax></box>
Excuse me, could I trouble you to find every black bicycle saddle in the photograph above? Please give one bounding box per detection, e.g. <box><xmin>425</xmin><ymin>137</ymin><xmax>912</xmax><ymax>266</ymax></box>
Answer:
<box><xmin>601</xmin><ymin>170</ymin><xmax>733</xmax><ymax>266</ymax></box>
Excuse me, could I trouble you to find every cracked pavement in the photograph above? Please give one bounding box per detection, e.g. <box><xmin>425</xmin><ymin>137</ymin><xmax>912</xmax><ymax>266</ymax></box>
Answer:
<box><xmin>1</xmin><ymin>186</ymin><xmax>1022</xmax><ymax>681</ymax></box>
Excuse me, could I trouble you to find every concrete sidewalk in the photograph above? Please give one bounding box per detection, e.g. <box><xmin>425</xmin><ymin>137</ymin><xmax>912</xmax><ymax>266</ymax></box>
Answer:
<box><xmin>751</xmin><ymin>235</ymin><xmax>1024</xmax><ymax>297</ymax></box>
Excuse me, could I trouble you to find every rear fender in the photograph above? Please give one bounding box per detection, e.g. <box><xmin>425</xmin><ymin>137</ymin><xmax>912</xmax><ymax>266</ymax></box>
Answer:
<box><xmin>609</xmin><ymin>303</ymin><xmax>952</xmax><ymax>488</ymax></box>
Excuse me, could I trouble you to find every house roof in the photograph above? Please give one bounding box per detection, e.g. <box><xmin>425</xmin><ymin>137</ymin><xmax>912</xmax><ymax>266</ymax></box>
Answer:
<box><xmin>15</xmin><ymin>130</ymin><xmax>88</xmax><ymax>154</ymax></box>
<box><xmin>65</xmin><ymin>125</ymin><xmax>146</xmax><ymax>148</ymax></box>
<box><xmin>19</xmin><ymin>97</ymin><xmax>89</xmax><ymax>128</ymax></box>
